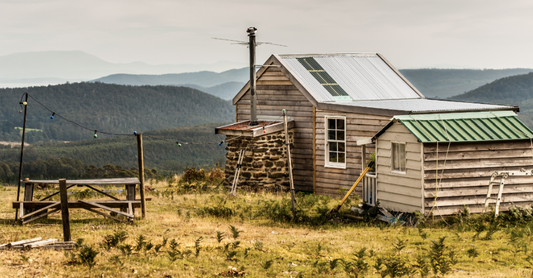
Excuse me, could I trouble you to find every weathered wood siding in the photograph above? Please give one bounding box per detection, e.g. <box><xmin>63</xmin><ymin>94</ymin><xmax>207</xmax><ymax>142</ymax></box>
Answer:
<box><xmin>315</xmin><ymin>109</ymin><xmax>390</xmax><ymax>196</ymax></box>
<box><xmin>375</xmin><ymin>122</ymin><xmax>424</xmax><ymax>213</ymax></box>
<box><xmin>235</xmin><ymin>67</ymin><xmax>314</xmax><ymax>192</ymax></box>
<box><xmin>423</xmin><ymin>140</ymin><xmax>533</xmax><ymax>215</ymax></box>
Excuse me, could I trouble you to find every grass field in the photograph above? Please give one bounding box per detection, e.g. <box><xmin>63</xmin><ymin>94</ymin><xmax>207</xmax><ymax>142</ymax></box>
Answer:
<box><xmin>1</xmin><ymin>173</ymin><xmax>533</xmax><ymax>277</ymax></box>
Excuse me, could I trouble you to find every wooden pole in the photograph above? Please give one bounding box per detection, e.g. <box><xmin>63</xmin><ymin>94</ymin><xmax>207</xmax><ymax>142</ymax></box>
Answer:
<box><xmin>15</xmin><ymin>93</ymin><xmax>28</xmax><ymax>221</ymax></box>
<box><xmin>59</xmin><ymin>179</ymin><xmax>71</xmax><ymax>242</ymax></box>
<box><xmin>248</xmin><ymin>27</ymin><xmax>258</xmax><ymax>126</ymax></box>
<box><xmin>283</xmin><ymin>109</ymin><xmax>296</xmax><ymax>218</ymax></box>
<box><xmin>136</xmin><ymin>134</ymin><xmax>146</xmax><ymax>219</ymax></box>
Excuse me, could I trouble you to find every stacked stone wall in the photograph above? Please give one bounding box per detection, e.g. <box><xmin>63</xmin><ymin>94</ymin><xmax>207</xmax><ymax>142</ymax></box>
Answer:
<box><xmin>224</xmin><ymin>129</ymin><xmax>294</xmax><ymax>191</ymax></box>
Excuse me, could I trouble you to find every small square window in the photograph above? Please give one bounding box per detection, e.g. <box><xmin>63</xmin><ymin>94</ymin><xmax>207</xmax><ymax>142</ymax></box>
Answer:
<box><xmin>392</xmin><ymin>142</ymin><xmax>406</xmax><ymax>172</ymax></box>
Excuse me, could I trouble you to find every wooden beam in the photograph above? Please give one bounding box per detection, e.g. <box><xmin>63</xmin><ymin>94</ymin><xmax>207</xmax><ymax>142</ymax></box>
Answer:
<box><xmin>8</xmin><ymin>237</ymin><xmax>42</xmax><ymax>247</ymax></box>
<box><xmin>59</xmin><ymin>179</ymin><xmax>71</xmax><ymax>242</ymax></box>
<box><xmin>40</xmin><ymin>184</ymin><xmax>76</xmax><ymax>201</ymax></box>
<box><xmin>21</xmin><ymin>202</ymin><xmax>60</xmax><ymax>220</ymax></box>
<box><xmin>13</xmin><ymin>200</ymin><xmax>142</xmax><ymax>209</ymax></box>
<box><xmin>284</xmin><ymin>110</ymin><xmax>296</xmax><ymax>218</ymax></box>
<box><xmin>78</xmin><ymin>200</ymin><xmax>134</xmax><ymax>218</ymax></box>
<box><xmin>84</xmin><ymin>207</ymin><xmax>126</xmax><ymax>223</ymax></box>
<box><xmin>22</xmin><ymin>178</ymin><xmax>140</xmax><ymax>185</ymax></box>
<box><xmin>24</xmin><ymin>239</ymin><xmax>58</xmax><ymax>248</ymax></box>
<box><xmin>22</xmin><ymin>208</ymin><xmax>60</xmax><ymax>225</ymax></box>
<box><xmin>137</xmin><ymin>134</ymin><xmax>146</xmax><ymax>219</ymax></box>
<box><xmin>83</xmin><ymin>184</ymin><xmax>120</xmax><ymax>200</ymax></box>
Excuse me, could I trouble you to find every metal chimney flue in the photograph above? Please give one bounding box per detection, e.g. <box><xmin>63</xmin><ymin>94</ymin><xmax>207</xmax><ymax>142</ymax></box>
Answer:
<box><xmin>247</xmin><ymin>27</ymin><xmax>258</xmax><ymax>126</ymax></box>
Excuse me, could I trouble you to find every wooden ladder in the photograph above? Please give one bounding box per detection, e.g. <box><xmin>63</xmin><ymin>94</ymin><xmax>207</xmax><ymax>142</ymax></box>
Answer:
<box><xmin>484</xmin><ymin>170</ymin><xmax>532</xmax><ymax>216</ymax></box>
<box><xmin>229</xmin><ymin>149</ymin><xmax>245</xmax><ymax>196</ymax></box>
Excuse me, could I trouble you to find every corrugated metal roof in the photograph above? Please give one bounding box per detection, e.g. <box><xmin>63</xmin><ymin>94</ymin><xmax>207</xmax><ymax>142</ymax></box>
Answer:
<box><xmin>379</xmin><ymin>111</ymin><xmax>533</xmax><ymax>143</ymax></box>
<box><xmin>329</xmin><ymin>98</ymin><xmax>516</xmax><ymax>114</ymax></box>
<box><xmin>278</xmin><ymin>53</ymin><xmax>421</xmax><ymax>102</ymax></box>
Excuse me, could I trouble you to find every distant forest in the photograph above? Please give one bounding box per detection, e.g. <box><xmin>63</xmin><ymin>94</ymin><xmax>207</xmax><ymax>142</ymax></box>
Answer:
<box><xmin>0</xmin><ymin>82</ymin><xmax>235</xmax><ymax>143</ymax></box>
<box><xmin>0</xmin><ymin>123</ymin><xmax>228</xmax><ymax>183</ymax></box>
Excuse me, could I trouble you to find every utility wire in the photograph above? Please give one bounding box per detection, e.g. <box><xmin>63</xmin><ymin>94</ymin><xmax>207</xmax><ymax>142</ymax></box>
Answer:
<box><xmin>23</xmin><ymin>93</ymin><xmax>284</xmax><ymax>146</ymax></box>
<box><xmin>26</xmin><ymin>93</ymin><xmax>133</xmax><ymax>136</ymax></box>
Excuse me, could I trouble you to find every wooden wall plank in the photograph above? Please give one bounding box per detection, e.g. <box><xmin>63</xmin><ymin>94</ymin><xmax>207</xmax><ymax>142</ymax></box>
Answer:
<box><xmin>422</xmin><ymin>139</ymin><xmax>533</xmax><ymax>215</ymax></box>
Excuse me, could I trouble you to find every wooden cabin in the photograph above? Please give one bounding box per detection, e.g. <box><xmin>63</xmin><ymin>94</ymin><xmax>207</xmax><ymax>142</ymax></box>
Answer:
<box><xmin>218</xmin><ymin>53</ymin><xmax>517</xmax><ymax>196</ymax></box>
<box><xmin>370</xmin><ymin>111</ymin><xmax>533</xmax><ymax>215</ymax></box>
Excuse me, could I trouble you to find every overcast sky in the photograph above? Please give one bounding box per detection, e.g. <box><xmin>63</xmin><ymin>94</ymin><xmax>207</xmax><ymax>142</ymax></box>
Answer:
<box><xmin>1</xmin><ymin>0</ymin><xmax>532</xmax><ymax>69</ymax></box>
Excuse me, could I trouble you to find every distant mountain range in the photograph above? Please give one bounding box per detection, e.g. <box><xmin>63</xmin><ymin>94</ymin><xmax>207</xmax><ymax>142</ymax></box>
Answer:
<box><xmin>0</xmin><ymin>50</ymin><xmax>246</xmax><ymax>86</ymax></box>
<box><xmin>2</xmin><ymin>50</ymin><xmax>532</xmax><ymax>102</ymax></box>
<box><xmin>91</xmin><ymin>69</ymin><xmax>248</xmax><ymax>100</ymax></box>
<box><xmin>92</xmin><ymin>67</ymin><xmax>533</xmax><ymax>100</ymax></box>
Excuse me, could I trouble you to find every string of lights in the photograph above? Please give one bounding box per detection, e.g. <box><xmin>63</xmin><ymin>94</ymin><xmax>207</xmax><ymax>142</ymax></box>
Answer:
<box><xmin>19</xmin><ymin>92</ymin><xmax>280</xmax><ymax>147</ymax></box>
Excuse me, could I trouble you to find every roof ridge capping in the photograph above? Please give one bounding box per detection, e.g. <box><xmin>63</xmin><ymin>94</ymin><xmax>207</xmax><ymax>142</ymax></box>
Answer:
<box><xmin>277</xmin><ymin>53</ymin><xmax>379</xmax><ymax>58</ymax></box>
<box><xmin>393</xmin><ymin>111</ymin><xmax>517</xmax><ymax>121</ymax></box>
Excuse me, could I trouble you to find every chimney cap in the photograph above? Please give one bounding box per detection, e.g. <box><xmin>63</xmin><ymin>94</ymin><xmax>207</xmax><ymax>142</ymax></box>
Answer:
<box><xmin>247</xmin><ymin>27</ymin><xmax>257</xmax><ymax>34</ymax></box>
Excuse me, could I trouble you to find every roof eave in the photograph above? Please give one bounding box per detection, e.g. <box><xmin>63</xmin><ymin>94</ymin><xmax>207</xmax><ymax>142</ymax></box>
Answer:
<box><xmin>316</xmin><ymin>102</ymin><xmax>407</xmax><ymax>117</ymax></box>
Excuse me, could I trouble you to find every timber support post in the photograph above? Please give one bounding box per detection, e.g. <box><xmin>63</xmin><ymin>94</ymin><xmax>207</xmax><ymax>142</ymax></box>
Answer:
<box><xmin>136</xmin><ymin>134</ymin><xmax>146</xmax><ymax>219</ymax></box>
<box><xmin>283</xmin><ymin>109</ymin><xmax>296</xmax><ymax>219</ymax></box>
<box><xmin>59</xmin><ymin>179</ymin><xmax>71</xmax><ymax>242</ymax></box>
<box><xmin>15</xmin><ymin>93</ymin><xmax>28</xmax><ymax>221</ymax></box>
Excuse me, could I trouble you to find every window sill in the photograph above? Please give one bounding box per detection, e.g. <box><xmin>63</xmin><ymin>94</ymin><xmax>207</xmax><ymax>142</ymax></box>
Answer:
<box><xmin>325</xmin><ymin>164</ymin><xmax>347</xmax><ymax>170</ymax></box>
<box><xmin>391</xmin><ymin>170</ymin><xmax>406</xmax><ymax>175</ymax></box>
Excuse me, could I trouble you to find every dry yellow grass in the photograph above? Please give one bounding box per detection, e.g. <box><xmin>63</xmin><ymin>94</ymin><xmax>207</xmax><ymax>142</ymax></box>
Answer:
<box><xmin>0</xmin><ymin>181</ymin><xmax>531</xmax><ymax>277</ymax></box>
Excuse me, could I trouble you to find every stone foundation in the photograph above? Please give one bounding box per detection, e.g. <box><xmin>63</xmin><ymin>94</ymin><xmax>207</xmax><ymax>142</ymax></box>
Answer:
<box><xmin>224</xmin><ymin>129</ymin><xmax>294</xmax><ymax>192</ymax></box>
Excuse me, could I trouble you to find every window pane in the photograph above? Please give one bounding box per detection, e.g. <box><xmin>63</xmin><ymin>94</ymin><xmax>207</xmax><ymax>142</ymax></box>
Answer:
<box><xmin>392</xmin><ymin>143</ymin><xmax>398</xmax><ymax>170</ymax></box>
<box><xmin>338</xmin><ymin>142</ymin><xmax>345</xmax><ymax>152</ymax></box>
<box><xmin>328</xmin><ymin>119</ymin><xmax>336</xmax><ymax>129</ymax></box>
<box><xmin>329</xmin><ymin>152</ymin><xmax>337</xmax><ymax>162</ymax></box>
<box><xmin>328</xmin><ymin>130</ymin><xmax>336</xmax><ymax>140</ymax></box>
<box><xmin>338</xmin><ymin>152</ymin><xmax>345</xmax><ymax>163</ymax></box>
<box><xmin>337</xmin><ymin>130</ymin><xmax>344</xmax><ymax>140</ymax></box>
<box><xmin>400</xmin><ymin>144</ymin><xmax>406</xmax><ymax>171</ymax></box>
<box><xmin>392</xmin><ymin>142</ymin><xmax>406</xmax><ymax>172</ymax></box>
<box><xmin>337</xmin><ymin>119</ymin><xmax>345</xmax><ymax>130</ymax></box>
<box><xmin>329</xmin><ymin>142</ymin><xmax>337</xmax><ymax>152</ymax></box>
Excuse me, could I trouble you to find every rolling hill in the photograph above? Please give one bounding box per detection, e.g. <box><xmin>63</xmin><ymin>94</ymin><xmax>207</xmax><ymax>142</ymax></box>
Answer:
<box><xmin>0</xmin><ymin>82</ymin><xmax>235</xmax><ymax>143</ymax></box>
<box><xmin>450</xmin><ymin>72</ymin><xmax>533</xmax><ymax>127</ymax></box>
<box><xmin>400</xmin><ymin>68</ymin><xmax>533</xmax><ymax>98</ymax></box>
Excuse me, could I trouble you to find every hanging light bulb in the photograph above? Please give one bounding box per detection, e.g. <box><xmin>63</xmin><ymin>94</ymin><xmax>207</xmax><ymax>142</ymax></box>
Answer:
<box><xmin>176</xmin><ymin>141</ymin><xmax>182</xmax><ymax>147</ymax></box>
<box><xmin>263</xmin><ymin>126</ymin><xmax>266</xmax><ymax>133</ymax></box>
<box><xmin>50</xmin><ymin>112</ymin><xmax>55</xmax><ymax>119</ymax></box>
<box><xmin>94</xmin><ymin>130</ymin><xmax>98</xmax><ymax>138</ymax></box>
<box><xmin>133</xmin><ymin>131</ymin><xmax>137</xmax><ymax>135</ymax></box>
<box><xmin>219</xmin><ymin>140</ymin><xmax>224</xmax><ymax>146</ymax></box>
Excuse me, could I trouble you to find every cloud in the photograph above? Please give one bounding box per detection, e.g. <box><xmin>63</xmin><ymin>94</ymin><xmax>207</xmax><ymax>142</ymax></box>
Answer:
<box><xmin>0</xmin><ymin>0</ymin><xmax>532</xmax><ymax>68</ymax></box>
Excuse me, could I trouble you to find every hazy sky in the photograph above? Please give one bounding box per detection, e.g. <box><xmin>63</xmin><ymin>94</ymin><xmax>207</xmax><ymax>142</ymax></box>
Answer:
<box><xmin>1</xmin><ymin>0</ymin><xmax>532</xmax><ymax>69</ymax></box>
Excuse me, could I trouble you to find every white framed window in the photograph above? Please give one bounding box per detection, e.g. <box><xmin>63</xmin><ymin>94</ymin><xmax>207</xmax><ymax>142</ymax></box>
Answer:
<box><xmin>391</xmin><ymin>142</ymin><xmax>406</xmax><ymax>173</ymax></box>
<box><xmin>325</xmin><ymin>116</ymin><xmax>346</xmax><ymax>168</ymax></box>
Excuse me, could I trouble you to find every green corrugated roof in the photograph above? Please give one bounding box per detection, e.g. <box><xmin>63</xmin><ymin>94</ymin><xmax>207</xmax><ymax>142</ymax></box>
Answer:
<box><xmin>380</xmin><ymin>111</ymin><xmax>533</xmax><ymax>143</ymax></box>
